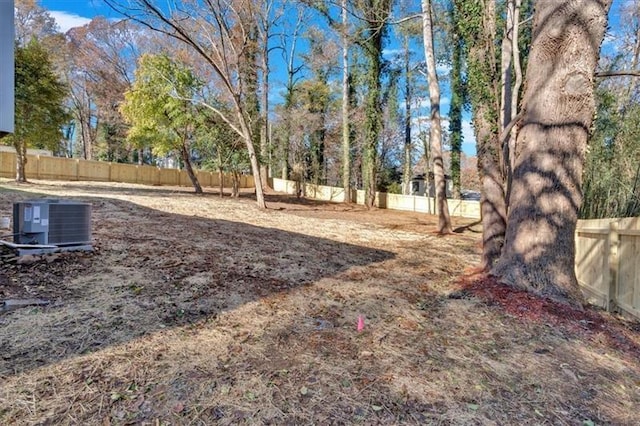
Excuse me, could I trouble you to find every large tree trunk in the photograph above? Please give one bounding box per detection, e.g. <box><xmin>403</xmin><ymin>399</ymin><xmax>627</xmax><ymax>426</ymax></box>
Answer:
<box><xmin>492</xmin><ymin>0</ymin><xmax>613</xmax><ymax>304</ymax></box>
<box><xmin>341</xmin><ymin>0</ymin><xmax>351</xmax><ymax>203</ymax></box>
<box><xmin>422</xmin><ymin>0</ymin><xmax>452</xmax><ymax>233</ymax></box>
<box><xmin>476</xmin><ymin>102</ymin><xmax>507</xmax><ymax>269</ymax></box>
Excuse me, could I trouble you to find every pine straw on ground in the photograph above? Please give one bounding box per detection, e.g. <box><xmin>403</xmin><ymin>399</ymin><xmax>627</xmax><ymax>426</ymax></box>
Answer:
<box><xmin>0</xmin><ymin>179</ymin><xmax>639</xmax><ymax>425</ymax></box>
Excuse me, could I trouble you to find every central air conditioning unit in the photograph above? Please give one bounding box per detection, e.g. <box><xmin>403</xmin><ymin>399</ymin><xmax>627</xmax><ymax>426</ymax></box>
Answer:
<box><xmin>13</xmin><ymin>199</ymin><xmax>92</xmax><ymax>246</ymax></box>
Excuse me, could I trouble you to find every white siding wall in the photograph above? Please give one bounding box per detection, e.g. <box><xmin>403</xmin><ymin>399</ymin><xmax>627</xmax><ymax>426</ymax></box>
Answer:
<box><xmin>0</xmin><ymin>0</ymin><xmax>15</xmax><ymax>135</ymax></box>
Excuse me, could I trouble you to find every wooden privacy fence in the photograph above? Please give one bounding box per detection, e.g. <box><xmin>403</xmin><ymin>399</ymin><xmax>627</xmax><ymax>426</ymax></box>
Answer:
<box><xmin>271</xmin><ymin>177</ymin><xmax>482</xmax><ymax>219</ymax></box>
<box><xmin>0</xmin><ymin>151</ymin><xmax>255</xmax><ymax>189</ymax></box>
<box><xmin>576</xmin><ymin>217</ymin><xmax>640</xmax><ymax>318</ymax></box>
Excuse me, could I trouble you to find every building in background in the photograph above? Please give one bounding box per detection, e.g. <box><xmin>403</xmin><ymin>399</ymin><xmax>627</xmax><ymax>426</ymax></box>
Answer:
<box><xmin>0</xmin><ymin>0</ymin><xmax>14</xmax><ymax>137</ymax></box>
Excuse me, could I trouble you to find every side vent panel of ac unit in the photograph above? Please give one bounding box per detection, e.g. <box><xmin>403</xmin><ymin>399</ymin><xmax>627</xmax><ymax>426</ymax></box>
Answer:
<box><xmin>48</xmin><ymin>203</ymin><xmax>92</xmax><ymax>245</ymax></box>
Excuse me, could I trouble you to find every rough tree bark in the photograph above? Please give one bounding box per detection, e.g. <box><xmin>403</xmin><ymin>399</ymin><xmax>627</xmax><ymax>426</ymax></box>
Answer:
<box><xmin>422</xmin><ymin>0</ymin><xmax>452</xmax><ymax>233</ymax></box>
<box><xmin>456</xmin><ymin>0</ymin><xmax>506</xmax><ymax>268</ymax></box>
<box><xmin>492</xmin><ymin>0</ymin><xmax>613</xmax><ymax>304</ymax></box>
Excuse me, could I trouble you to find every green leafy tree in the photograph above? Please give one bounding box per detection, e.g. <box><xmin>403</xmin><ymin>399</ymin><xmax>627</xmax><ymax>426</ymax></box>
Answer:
<box><xmin>582</xmin><ymin>87</ymin><xmax>640</xmax><ymax>218</ymax></box>
<box><xmin>8</xmin><ymin>38</ymin><xmax>69</xmax><ymax>182</ymax></box>
<box><xmin>195</xmin><ymin>108</ymin><xmax>249</xmax><ymax>198</ymax></box>
<box><xmin>121</xmin><ymin>53</ymin><xmax>204</xmax><ymax>193</ymax></box>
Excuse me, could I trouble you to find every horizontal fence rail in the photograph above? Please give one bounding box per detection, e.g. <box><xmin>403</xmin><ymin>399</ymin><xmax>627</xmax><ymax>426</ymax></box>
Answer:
<box><xmin>0</xmin><ymin>151</ymin><xmax>255</xmax><ymax>189</ymax></box>
<box><xmin>271</xmin><ymin>178</ymin><xmax>482</xmax><ymax>219</ymax></box>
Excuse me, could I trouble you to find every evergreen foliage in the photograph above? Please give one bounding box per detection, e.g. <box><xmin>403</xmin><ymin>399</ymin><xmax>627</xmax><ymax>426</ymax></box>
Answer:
<box><xmin>8</xmin><ymin>38</ymin><xmax>69</xmax><ymax>181</ymax></box>
<box><xmin>582</xmin><ymin>88</ymin><xmax>640</xmax><ymax>218</ymax></box>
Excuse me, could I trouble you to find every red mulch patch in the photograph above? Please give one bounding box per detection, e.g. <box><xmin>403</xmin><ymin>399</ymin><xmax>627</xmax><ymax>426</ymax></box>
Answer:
<box><xmin>456</xmin><ymin>274</ymin><xmax>640</xmax><ymax>359</ymax></box>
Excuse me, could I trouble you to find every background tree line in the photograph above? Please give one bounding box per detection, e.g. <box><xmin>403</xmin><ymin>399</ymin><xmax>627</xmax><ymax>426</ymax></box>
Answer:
<box><xmin>6</xmin><ymin>0</ymin><xmax>483</xmax><ymax>201</ymax></box>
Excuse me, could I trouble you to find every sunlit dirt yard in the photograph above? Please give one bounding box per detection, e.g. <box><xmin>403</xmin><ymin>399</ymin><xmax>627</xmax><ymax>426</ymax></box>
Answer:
<box><xmin>1</xmin><ymin>179</ymin><xmax>639</xmax><ymax>425</ymax></box>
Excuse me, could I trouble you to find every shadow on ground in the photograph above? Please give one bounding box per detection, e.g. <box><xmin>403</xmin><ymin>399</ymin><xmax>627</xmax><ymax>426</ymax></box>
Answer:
<box><xmin>0</xmin><ymin>186</ymin><xmax>394</xmax><ymax>377</ymax></box>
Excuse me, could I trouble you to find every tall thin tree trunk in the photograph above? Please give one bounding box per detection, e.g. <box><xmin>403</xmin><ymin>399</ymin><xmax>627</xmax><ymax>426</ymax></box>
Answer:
<box><xmin>449</xmin><ymin>26</ymin><xmax>463</xmax><ymax>200</ymax></box>
<box><xmin>219</xmin><ymin>167</ymin><xmax>224</xmax><ymax>197</ymax></box>
<box><xmin>281</xmin><ymin>124</ymin><xmax>290</xmax><ymax>180</ymax></box>
<box><xmin>402</xmin><ymin>34</ymin><xmax>412</xmax><ymax>195</ymax></box>
<box><xmin>80</xmin><ymin>109</ymin><xmax>93</xmax><ymax>160</ymax></box>
<box><xmin>422</xmin><ymin>0</ymin><xmax>452</xmax><ymax>233</ymax></box>
<box><xmin>492</xmin><ymin>0</ymin><xmax>613</xmax><ymax>305</ymax></box>
<box><xmin>260</xmin><ymin>46</ymin><xmax>271</xmax><ymax>190</ymax></box>
<box><xmin>509</xmin><ymin>0</ymin><xmax>523</xmax><ymax>180</ymax></box>
<box><xmin>342</xmin><ymin>0</ymin><xmax>352</xmax><ymax>203</ymax></box>
<box><xmin>218</xmin><ymin>149</ymin><xmax>224</xmax><ymax>198</ymax></box>
<box><xmin>500</xmin><ymin>0</ymin><xmax>515</xmax><ymax>187</ymax></box>
<box><xmin>362</xmin><ymin>14</ymin><xmax>385</xmax><ymax>210</ymax></box>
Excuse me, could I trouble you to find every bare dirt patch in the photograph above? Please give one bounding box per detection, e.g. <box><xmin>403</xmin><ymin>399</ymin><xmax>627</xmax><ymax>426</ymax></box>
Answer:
<box><xmin>0</xmin><ymin>179</ymin><xmax>639</xmax><ymax>425</ymax></box>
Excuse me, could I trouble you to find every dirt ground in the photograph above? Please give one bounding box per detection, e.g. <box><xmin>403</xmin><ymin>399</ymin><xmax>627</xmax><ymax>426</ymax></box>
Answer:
<box><xmin>0</xmin><ymin>179</ymin><xmax>638</xmax><ymax>425</ymax></box>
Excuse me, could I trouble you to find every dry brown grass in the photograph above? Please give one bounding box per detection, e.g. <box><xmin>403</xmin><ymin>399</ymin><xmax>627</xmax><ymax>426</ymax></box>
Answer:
<box><xmin>0</xmin><ymin>179</ymin><xmax>639</xmax><ymax>425</ymax></box>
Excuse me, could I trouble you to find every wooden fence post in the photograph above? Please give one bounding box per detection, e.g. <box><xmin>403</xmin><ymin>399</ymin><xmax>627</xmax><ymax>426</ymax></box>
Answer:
<box><xmin>607</xmin><ymin>220</ymin><xmax>619</xmax><ymax>312</ymax></box>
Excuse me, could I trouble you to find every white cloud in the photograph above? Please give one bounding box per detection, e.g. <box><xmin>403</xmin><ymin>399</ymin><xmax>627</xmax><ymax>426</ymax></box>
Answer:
<box><xmin>49</xmin><ymin>11</ymin><xmax>91</xmax><ymax>33</ymax></box>
<box><xmin>462</xmin><ymin>120</ymin><xmax>475</xmax><ymax>143</ymax></box>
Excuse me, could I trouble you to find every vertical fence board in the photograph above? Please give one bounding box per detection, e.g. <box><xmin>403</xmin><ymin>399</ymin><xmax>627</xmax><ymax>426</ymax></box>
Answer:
<box><xmin>576</xmin><ymin>217</ymin><xmax>640</xmax><ymax>318</ymax></box>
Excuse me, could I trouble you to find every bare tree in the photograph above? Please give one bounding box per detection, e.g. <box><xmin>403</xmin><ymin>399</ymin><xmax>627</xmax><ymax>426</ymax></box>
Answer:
<box><xmin>493</xmin><ymin>0</ymin><xmax>613</xmax><ymax>305</ymax></box>
<box><xmin>14</xmin><ymin>0</ymin><xmax>57</xmax><ymax>46</ymax></box>
<box><xmin>341</xmin><ymin>0</ymin><xmax>352</xmax><ymax>203</ymax></box>
<box><xmin>65</xmin><ymin>18</ymin><xmax>141</xmax><ymax>161</ymax></box>
<box><xmin>278</xmin><ymin>4</ymin><xmax>305</xmax><ymax>181</ymax></box>
<box><xmin>105</xmin><ymin>0</ymin><xmax>268</xmax><ymax>208</ymax></box>
<box><xmin>421</xmin><ymin>0</ymin><xmax>452</xmax><ymax>233</ymax></box>
<box><xmin>257</xmin><ymin>0</ymin><xmax>280</xmax><ymax>189</ymax></box>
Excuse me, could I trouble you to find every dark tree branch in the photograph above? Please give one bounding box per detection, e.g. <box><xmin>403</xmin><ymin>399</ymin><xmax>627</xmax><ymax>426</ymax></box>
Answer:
<box><xmin>595</xmin><ymin>70</ymin><xmax>640</xmax><ymax>78</ymax></box>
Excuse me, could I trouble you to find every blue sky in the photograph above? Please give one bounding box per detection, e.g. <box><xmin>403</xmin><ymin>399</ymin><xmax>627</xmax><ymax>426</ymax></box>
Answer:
<box><xmin>39</xmin><ymin>0</ymin><xmax>629</xmax><ymax>158</ymax></box>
